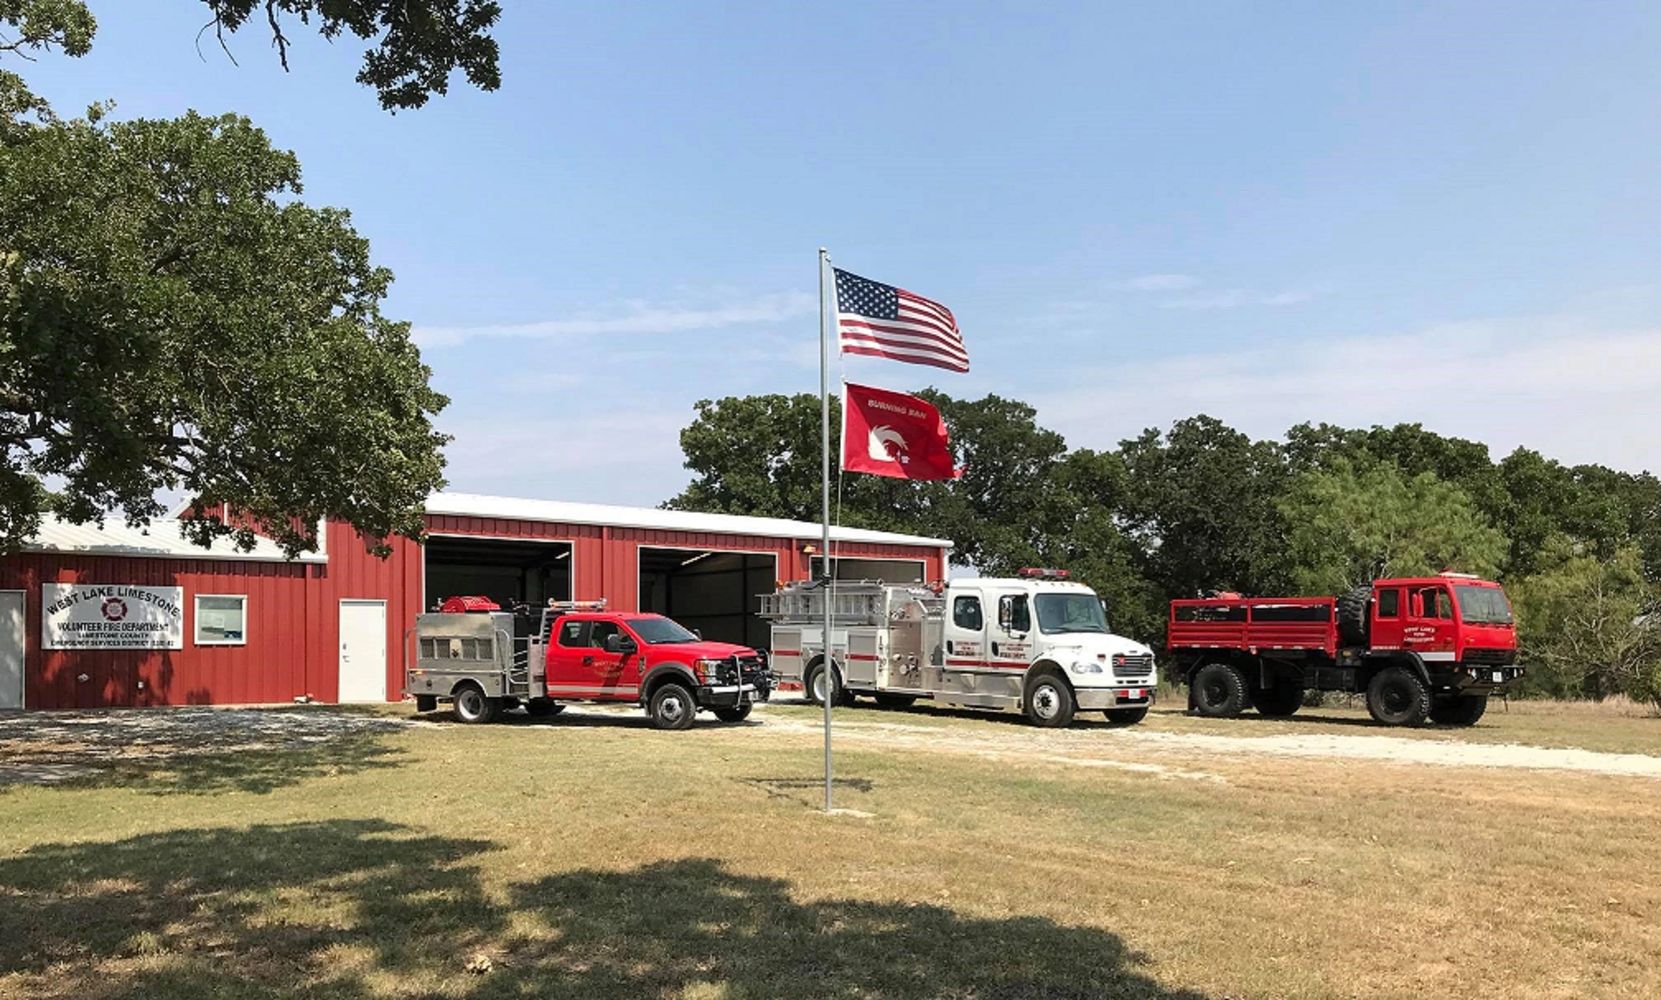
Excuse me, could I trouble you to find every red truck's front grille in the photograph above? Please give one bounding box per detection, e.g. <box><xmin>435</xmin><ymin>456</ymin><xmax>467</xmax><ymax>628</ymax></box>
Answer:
<box><xmin>1463</xmin><ymin>647</ymin><xmax>1517</xmax><ymax>666</ymax></box>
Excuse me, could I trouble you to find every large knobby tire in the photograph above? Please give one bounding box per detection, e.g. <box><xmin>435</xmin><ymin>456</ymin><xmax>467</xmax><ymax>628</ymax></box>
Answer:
<box><xmin>1366</xmin><ymin>666</ymin><xmax>1431</xmax><ymax>726</ymax></box>
<box><xmin>874</xmin><ymin>693</ymin><xmax>917</xmax><ymax>709</ymax></box>
<box><xmin>1025</xmin><ymin>674</ymin><xmax>1076</xmax><ymax>728</ymax></box>
<box><xmin>1104</xmin><ymin>706</ymin><xmax>1149</xmax><ymax>725</ymax></box>
<box><xmin>713</xmin><ymin>703</ymin><xmax>753</xmax><ymax>724</ymax></box>
<box><xmin>649</xmin><ymin>682</ymin><xmax>698</xmax><ymax>731</ymax></box>
<box><xmin>1191</xmin><ymin>663</ymin><xmax>1249</xmax><ymax>718</ymax></box>
<box><xmin>1336</xmin><ymin>585</ymin><xmax>1372</xmax><ymax>647</ymax></box>
<box><xmin>452</xmin><ymin>684</ymin><xmax>500</xmax><ymax>725</ymax></box>
<box><xmin>1429</xmin><ymin>694</ymin><xmax>1488</xmax><ymax>727</ymax></box>
<box><xmin>1251</xmin><ymin>682</ymin><xmax>1304</xmax><ymax>718</ymax></box>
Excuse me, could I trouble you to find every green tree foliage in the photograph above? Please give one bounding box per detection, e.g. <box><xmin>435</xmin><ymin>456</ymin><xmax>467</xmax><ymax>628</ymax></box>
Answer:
<box><xmin>200</xmin><ymin>1</ymin><xmax>502</xmax><ymax>111</ymax></box>
<box><xmin>1278</xmin><ymin>458</ymin><xmax>1507</xmax><ymax>594</ymax></box>
<box><xmin>667</xmin><ymin>392</ymin><xmax>1154</xmax><ymax>627</ymax></box>
<box><xmin>1510</xmin><ymin>542</ymin><xmax>1661</xmax><ymax>706</ymax></box>
<box><xmin>1</xmin><ymin>1</ymin><xmax>500</xmax><ymax>111</ymax></box>
<box><xmin>1117</xmin><ymin>415</ymin><xmax>1292</xmax><ymax>599</ymax></box>
<box><xmin>1</xmin><ymin>107</ymin><xmax>448</xmax><ymax>555</ymax></box>
<box><xmin>0</xmin><ymin>1</ymin><xmax>493</xmax><ymax>553</ymax></box>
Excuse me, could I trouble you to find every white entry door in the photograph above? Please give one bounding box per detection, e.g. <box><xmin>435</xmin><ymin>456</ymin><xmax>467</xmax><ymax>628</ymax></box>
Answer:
<box><xmin>0</xmin><ymin>591</ymin><xmax>22</xmax><ymax>710</ymax></box>
<box><xmin>338</xmin><ymin>599</ymin><xmax>387</xmax><ymax>703</ymax></box>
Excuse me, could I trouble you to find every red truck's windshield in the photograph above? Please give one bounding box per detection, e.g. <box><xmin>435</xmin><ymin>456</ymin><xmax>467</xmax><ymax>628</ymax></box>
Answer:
<box><xmin>629</xmin><ymin>616</ymin><xmax>701</xmax><ymax>644</ymax></box>
<box><xmin>1454</xmin><ymin>585</ymin><xmax>1514</xmax><ymax>625</ymax></box>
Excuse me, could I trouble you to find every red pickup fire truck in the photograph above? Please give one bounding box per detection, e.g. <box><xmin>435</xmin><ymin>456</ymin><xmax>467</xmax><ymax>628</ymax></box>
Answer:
<box><xmin>406</xmin><ymin>598</ymin><xmax>772</xmax><ymax>729</ymax></box>
<box><xmin>1168</xmin><ymin>573</ymin><xmax>1522</xmax><ymax>727</ymax></box>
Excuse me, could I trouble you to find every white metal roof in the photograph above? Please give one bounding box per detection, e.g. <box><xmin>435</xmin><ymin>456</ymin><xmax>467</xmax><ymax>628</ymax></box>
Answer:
<box><xmin>21</xmin><ymin>515</ymin><xmax>328</xmax><ymax>564</ymax></box>
<box><xmin>425</xmin><ymin>492</ymin><xmax>954</xmax><ymax>549</ymax></box>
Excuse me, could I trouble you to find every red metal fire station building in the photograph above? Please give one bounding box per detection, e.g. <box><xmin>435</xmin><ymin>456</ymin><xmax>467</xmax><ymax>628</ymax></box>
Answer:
<box><xmin>0</xmin><ymin>493</ymin><xmax>950</xmax><ymax>711</ymax></box>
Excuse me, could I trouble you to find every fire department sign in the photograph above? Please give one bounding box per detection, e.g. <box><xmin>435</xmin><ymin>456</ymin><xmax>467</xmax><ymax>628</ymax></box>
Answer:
<box><xmin>42</xmin><ymin>584</ymin><xmax>184</xmax><ymax>650</ymax></box>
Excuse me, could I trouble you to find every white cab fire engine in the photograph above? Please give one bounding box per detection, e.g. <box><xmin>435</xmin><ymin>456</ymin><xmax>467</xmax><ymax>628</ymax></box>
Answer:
<box><xmin>761</xmin><ymin>569</ymin><xmax>1157</xmax><ymax>727</ymax></box>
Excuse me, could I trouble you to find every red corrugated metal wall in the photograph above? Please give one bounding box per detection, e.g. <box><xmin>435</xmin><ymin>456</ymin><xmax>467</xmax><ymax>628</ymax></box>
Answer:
<box><xmin>0</xmin><ymin>553</ymin><xmax>320</xmax><ymax>709</ymax></box>
<box><xmin>3</xmin><ymin>515</ymin><xmax>943</xmax><ymax>709</ymax></box>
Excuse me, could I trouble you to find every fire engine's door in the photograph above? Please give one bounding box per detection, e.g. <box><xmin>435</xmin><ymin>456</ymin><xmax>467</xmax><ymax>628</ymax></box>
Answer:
<box><xmin>1370</xmin><ymin>586</ymin><xmax>1405</xmax><ymax>650</ymax></box>
<box><xmin>1403</xmin><ymin>585</ymin><xmax>1456</xmax><ymax>662</ymax></box>
<box><xmin>546</xmin><ymin>618</ymin><xmax>591</xmax><ymax>695</ymax></box>
<box><xmin>989</xmin><ymin>592</ymin><xmax>1033</xmax><ymax>669</ymax></box>
<box><xmin>584</xmin><ymin>620</ymin><xmax>636</xmax><ymax>698</ymax></box>
<box><xmin>943</xmin><ymin>592</ymin><xmax>986</xmax><ymax>668</ymax></box>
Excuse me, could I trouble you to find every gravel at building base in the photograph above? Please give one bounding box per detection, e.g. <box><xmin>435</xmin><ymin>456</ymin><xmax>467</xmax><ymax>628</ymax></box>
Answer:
<box><xmin>0</xmin><ymin>707</ymin><xmax>414</xmax><ymax>786</ymax></box>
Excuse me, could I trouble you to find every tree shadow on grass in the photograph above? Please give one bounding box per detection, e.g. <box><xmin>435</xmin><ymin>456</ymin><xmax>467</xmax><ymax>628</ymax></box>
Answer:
<box><xmin>0</xmin><ymin>820</ymin><xmax>1215</xmax><ymax>1000</ymax></box>
<box><xmin>65</xmin><ymin>730</ymin><xmax>409</xmax><ymax>796</ymax></box>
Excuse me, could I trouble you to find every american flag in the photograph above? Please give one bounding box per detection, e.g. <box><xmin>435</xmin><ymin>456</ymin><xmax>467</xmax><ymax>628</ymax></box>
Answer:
<box><xmin>833</xmin><ymin>268</ymin><xmax>968</xmax><ymax>373</ymax></box>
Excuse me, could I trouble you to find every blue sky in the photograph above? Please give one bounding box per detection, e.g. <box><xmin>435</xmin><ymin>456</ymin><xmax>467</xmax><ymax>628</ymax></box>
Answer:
<box><xmin>19</xmin><ymin>2</ymin><xmax>1661</xmax><ymax>504</ymax></box>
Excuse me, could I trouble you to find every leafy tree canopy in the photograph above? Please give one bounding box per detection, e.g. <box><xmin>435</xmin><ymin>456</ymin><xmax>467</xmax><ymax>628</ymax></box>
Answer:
<box><xmin>1117</xmin><ymin>415</ymin><xmax>1292</xmax><ymax>599</ymax></box>
<box><xmin>0</xmin><ymin>0</ymin><xmax>490</xmax><ymax>554</ymax></box>
<box><xmin>1</xmin><ymin>107</ymin><xmax>448</xmax><ymax>555</ymax></box>
<box><xmin>1510</xmin><ymin>540</ymin><xmax>1661</xmax><ymax>705</ymax></box>
<box><xmin>2</xmin><ymin>1</ymin><xmax>501</xmax><ymax>111</ymax></box>
<box><xmin>1278</xmin><ymin>457</ymin><xmax>1507</xmax><ymax>594</ymax></box>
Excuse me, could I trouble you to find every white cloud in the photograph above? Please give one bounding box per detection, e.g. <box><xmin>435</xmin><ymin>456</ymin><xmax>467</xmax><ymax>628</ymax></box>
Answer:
<box><xmin>1159</xmin><ymin>288</ymin><xmax>1313</xmax><ymax>310</ymax></box>
<box><xmin>1040</xmin><ymin>318</ymin><xmax>1661</xmax><ymax>475</ymax></box>
<box><xmin>1119</xmin><ymin>273</ymin><xmax>1201</xmax><ymax>292</ymax></box>
<box><xmin>413</xmin><ymin>291</ymin><xmax>817</xmax><ymax>349</ymax></box>
<box><xmin>436</xmin><ymin>409</ymin><xmax>692</xmax><ymax>504</ymax></box>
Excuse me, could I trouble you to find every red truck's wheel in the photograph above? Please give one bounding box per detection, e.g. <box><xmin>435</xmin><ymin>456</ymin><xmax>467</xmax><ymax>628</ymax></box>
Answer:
<box><xmin>1191</xmin><ymin>663</ymin><xmax>1248</xmax><ymax>718</ymax></box>
<box><xmin>649</xmin><ymin>682</ymin><xmax>697</xmax><ymax>730</ymax></box>
<box><xmin>1366</xmin><ymin>667</ymin><xmax>1430</xmax><ymax>726</ymax></box>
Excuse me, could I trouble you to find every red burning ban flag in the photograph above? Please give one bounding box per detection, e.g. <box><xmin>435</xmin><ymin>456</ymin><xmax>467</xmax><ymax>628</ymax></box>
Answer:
<box><xmin>840</xmin><ymin>382</ymin><xmax>960</xmax><ymax>480</ymax></box>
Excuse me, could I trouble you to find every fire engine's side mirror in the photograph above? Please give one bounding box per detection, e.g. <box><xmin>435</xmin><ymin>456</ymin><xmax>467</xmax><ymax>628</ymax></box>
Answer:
<box><xmin>604</xmin><ymin>633</ymin><xmax>636</xmax><ymax>654</ymax></box>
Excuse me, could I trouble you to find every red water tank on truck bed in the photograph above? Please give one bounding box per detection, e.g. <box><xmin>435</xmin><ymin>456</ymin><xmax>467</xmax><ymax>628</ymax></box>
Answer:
<box><xmin>1167</xmin><ymin>573</ymin><xmax>1522</xmax><ymax>727</ymax></box>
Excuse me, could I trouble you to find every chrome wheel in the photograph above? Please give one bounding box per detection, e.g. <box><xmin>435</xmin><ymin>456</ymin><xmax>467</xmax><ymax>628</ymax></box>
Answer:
<box><xmin>659</xmin><ymin>691</ymin><xmax>687</xmax><ymax>724</ymax></box>
<box><xmin>1031</xmin><ymin>682</ymin><xmax>1061</xmax><ymax>721</ymax></box>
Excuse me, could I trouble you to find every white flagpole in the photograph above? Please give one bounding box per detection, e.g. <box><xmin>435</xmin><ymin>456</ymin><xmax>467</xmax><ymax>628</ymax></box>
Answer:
<box><xmin>818</xmin><ymin>246</ymin><xmax>834</xmax><ymax>813</ymax></box>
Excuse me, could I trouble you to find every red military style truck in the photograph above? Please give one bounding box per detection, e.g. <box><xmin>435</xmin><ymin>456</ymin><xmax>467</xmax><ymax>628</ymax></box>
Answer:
<box><xmin>1168</xmin><ymin>573</ymin><xmax>1522</xmax><ymax>727</ymax></box>
<box><xmin>406</xmin><ymin>598</ymin><xmax>772</xmax><ymax>729</ymax></box>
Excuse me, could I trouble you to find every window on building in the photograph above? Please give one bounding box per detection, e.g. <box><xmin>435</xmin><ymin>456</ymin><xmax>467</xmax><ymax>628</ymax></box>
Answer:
<box><xmin>195</xmin><ymin>595</ymin><xmax>247</xmax><ymax>645</ymax></box>
<box><xmin>952</xmin><ymin>595</ymin><xmax>983</xmax><ymax>630</ymax></box>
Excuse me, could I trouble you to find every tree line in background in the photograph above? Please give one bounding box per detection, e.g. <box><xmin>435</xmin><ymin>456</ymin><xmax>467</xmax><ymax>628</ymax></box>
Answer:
<box><xmin>666</xmin><ymin>393</ymin><xmax>1661</xmax><ymax>708</ymax></box>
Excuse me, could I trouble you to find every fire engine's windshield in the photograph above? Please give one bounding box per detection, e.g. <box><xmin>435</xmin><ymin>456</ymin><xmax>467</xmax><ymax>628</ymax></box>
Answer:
<box><xmin>1454</xmin><ymin>585</ymin><xmax>1514</xmax><ymax>625</ymax></box>
<box><xmin>1034</xmin><ymin>594</ymin><xmax>1110</xmax><ymax>634</ymax></box>
<box><xmin>630</xmin><ymin>617</ymin><xmax>700</xmax><ymax>644</ymax></box>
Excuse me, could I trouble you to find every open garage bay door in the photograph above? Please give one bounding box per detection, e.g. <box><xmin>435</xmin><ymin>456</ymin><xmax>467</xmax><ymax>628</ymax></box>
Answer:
<box><xmin>424</xmin><ymin>535</ymin><xmax>573</xmax><ymax>613</ymax></box>
<box><xmin>638</xmin><ymin>548</ymin><xmax>777</xmax><ymax>649</ymax></box>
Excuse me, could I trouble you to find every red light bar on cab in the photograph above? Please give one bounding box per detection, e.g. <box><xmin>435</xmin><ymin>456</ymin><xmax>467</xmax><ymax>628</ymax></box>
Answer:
<box><xmin>1017</xmin><ymin>567</ymin><xmax>1072</xmax><ymax>580</ymax></box>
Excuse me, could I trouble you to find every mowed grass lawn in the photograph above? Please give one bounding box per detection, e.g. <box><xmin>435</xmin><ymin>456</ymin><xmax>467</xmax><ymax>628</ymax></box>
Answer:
<box><xmin>2</xmin><ymin>700</ymin><xmax>1659</xmax><ymax>1000</ymax></box>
